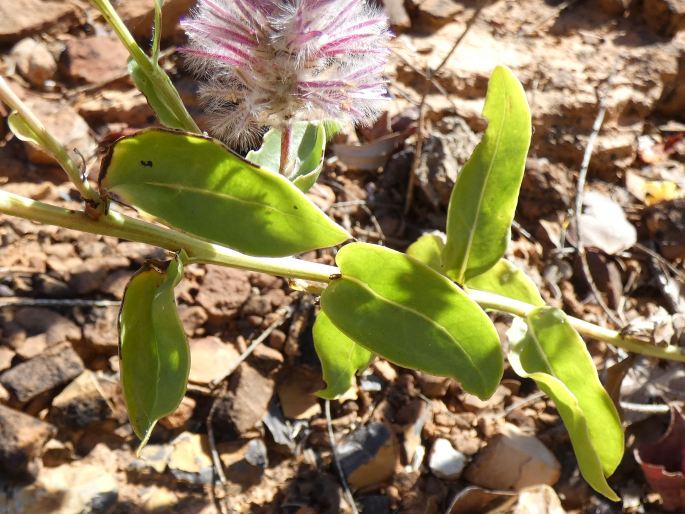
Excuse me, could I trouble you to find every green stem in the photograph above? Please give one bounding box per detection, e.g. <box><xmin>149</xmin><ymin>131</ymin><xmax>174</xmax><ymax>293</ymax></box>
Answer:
<box><xmin>1</xmin><ymin>189</ymin><xmax>683</xmax><ymax>364</ymax></box>
<box><xmin>88</xmin><ymin>0</ymin><xmax>200</xmax><ymax>134</ymax></box>
<box><xmin>0</xmin><ymin>77</ymin><xmax>101</xmax><ymax>205</ymax></box>
<box><xmin>0</xmin><ymin>190</ymin><xmax>336</xmax><ymax>283</ymax></box>
<box><xmin>469</xmin><ymin>289</ymin><xmax>685</xmax><ymax>363</ymax></box>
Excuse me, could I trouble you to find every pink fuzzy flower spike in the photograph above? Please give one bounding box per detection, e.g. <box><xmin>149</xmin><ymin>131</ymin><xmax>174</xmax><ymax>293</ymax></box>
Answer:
<box><xmin>181</xmin><ymin>0</ymin><xmax>392</xmax><ymax>147</ymax></box>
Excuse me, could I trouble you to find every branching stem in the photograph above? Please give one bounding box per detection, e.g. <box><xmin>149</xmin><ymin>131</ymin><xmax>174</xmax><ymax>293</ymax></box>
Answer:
<box><xmin>0</xmin><ymin>77</ymin><xmax>101</xmax><ymax>205</ymax></box>
<box><xmin>1</xmin><ymin>189</ymin><xmax>683</xmax><ymax>364</ymax></box>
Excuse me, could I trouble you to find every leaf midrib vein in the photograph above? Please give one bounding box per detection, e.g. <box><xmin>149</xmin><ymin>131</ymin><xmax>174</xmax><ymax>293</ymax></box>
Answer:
<box><xmin>342</xmin><ymin>275</ymin><xmax>483</xmax><ymax>390</ymax></box>
<box><xmin>118</xmin><ymin>181</ymin><xmax>339</xmax><ymax>234</ymax></box>
<box><xmin>456</xmin><ymin>93</ymin><xmax>509</xmax><ymax>281</ymax></box>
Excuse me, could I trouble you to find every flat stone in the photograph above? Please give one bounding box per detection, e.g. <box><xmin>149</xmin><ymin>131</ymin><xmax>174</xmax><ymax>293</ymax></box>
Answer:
<box><xmin>1</xmin><ymin>461</ymin><xmax>118</xmax><ymax>513</ymax></box>
<box><xmin>21</xmin><ymin>97</ymin><xmax>96</xmax><ymax>166</ymax></box>
<box><xmin>50</xmin><ymin>370</ymin><xmax>112</xmax><ymax>429</ymax></box>
<box><xmin>429</xmin><ymin>438</ymin><xmax>466</xmax><ymax>480</ymax></box>
<box><xmin>117</xmin><ymin>0</ymin><xmax>194</xmax><ymax>39</ymax></box>
<box><xmin>196</xmin><ymin>267</ymin><xmax>251</xmax><ymax>320</ymax></box>
<box><xmin>417</xmin><ymin>373</ymin><xmax>452</xmax><ymax>398</ymax></box>
<box><xmin>14</xmin><ymin>334</ymin><xmax>48</xmax><ymax>360</ymax></box>
<box><xmin>0</xmin><ymin>0</ymin><xmax>77</xmax><ymax>44</ymax></box>
<box><xmin>0</xmin><ymin>385</ymin><xmax>9</xmax><ymax>404</ymax></box>
<box><xmin>513</xmin><ymin>485</ymin><xmax>566</xmax><ymax>514</ymax></box>
<box><xmin>415</xmin><ymin>0</ymin><xmax>464</xmax><ymax>27</ymax></box>
<box><xmin>339</xmin><ymin>422</ymin><xmax>399</xmax><ymax>489</ymax></box>
<box><xmin>160</xmin><ymin>396</ymin><xmax>196</xmax><ymax>430</ymax></box>
<box><xmin>0</xmin><ymin>347</ymin><xmax>16</xmax><ymax>372</ymax></box>
<box><xmin>134</xmin><ymin>444</ymin><xmax>173</xmax><ymax>474</ymax></box>
<box><xmin>216</xmin><ymin>364</ymin><xmax>274</xmax><ymax>435</ymax></box>
<box><xmin>61</xmin><ymin>35</ymin><xmax>130</xmax><ymax>85</ymax></box>
<box><xmin>188</xmin><ymin>336</ymin><xmax>240</xmax><ymax>385</ymax></box>
<box><xmin>10</xmin><ymin>38</ymin><xmax>57</xmax><ymax>88</ymax></box>
<box><xmin>598</xmin><ymin>0</ymin><xmax>631</xmax><ymax>15</ymax></box>
<box><xmin>277</xmin><ymin>367</ymin><xmax>322</xmax><ymax>420</ymax></box>
<box><xmin>77</xmin><ymin>88</ymin><xmax>154</xmax><ymax>127</ymax></box>
<box><xmin>99</xmin><ymin>269</ymin><xmax>133</xmax><ymax>300</ymax></box>
<box><xmin>178</xmin><ymin>305</ymin><xmax>208</xmax><ymax>336</ymax></box>
<box><xmin>13</xmin><ymin>307</ymin><xmax>81</xmax><ymax>346</ymax></box>
<box><xmin>0</xmin><ymin>343</ymin><xmax>85</xmax><ymax>402</ymax></box>
<box><xmin>464</xmin><ymin>424</ymin><xmax>561</xmax><ymax>491</ymax></box>
<box><xmin>218</xmin><ymin>439</ymin><xmax>268</xmax><ymax>489</ymax></box>
<box><xmin>0</xmin><ymin>404</ymin><xmax>56</xmax><ymax>480</ymax></box>
<box><xmin>167</xmin><ymin>432</ymin><xmax>213</xmax><ymax>485</ymax></box>
<box><xmin>382</xmin><ymin>0</ymin><xmax>411</xmax><ymax>30</ymax></box>
<box><xmin>68</xmin><ymin>256</ymin><xmax>130</xmax><ymax>295</ymax></box>
<box><xmin>643</xmin><ymin>0</ymin><xmax>685</xmax><ymax>36</ymax></box>
<box><xmin>82</xmin><ymin>307</ymin><xmax>119</xmax><ymax>354</ymax></box>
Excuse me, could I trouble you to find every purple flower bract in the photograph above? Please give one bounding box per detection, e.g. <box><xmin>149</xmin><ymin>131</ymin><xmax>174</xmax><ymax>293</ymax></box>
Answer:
<box><xmin>181</xmin><ymin>0</ymin><xmax>391</xmax><ymax>147</ymax></box>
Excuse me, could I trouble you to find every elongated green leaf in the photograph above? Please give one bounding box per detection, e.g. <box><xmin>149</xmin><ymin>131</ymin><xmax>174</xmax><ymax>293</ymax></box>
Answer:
<box><xmin>119</xmin><ymin>254</ymin><xmax>189</xmax><ymax>448</ymax></box>
<box><xmin>406</xmin><ymin>232</ymin><xmax>445</xmax><ymax>273</ymax></box>
<box><xmin>313</xmin><ymin>311</ymin><xmax>374</xmax><ymax>399</ymax></box>
<box><xmin>467</xmin><ymin>259</ymin><xmax>545</xmax><ymax>306</ymax></box>
<box><xmin>128</xmin><ymin>60</ymin><xmax>188</xmax><ymax>131</ymax></box>
<box><xmin>321</xmin><ymin>243</ymin><xmax>503</xmax><ymax>400</ymax></box>
<box><xmin>100</xmin><ymin>129</ymin><xmax>349</xmax><ymax>256</ymax></box>
<box><xmin>508</xmin><ymin>310</ymin><xmax>623</xmax><ymax>500</ymax></box>
<box><xmin>247</xmin><ymin>122</ymin><xmax>326</xmax><ymax>192</ymax></box>
<box><xmin>443</xmin><ymin>66</ymin><xmax>532</xmax><ymax>283</ymax></box>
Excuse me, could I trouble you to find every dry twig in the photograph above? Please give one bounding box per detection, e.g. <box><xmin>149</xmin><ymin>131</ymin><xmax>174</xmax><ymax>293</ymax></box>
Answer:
<box><xmin>325</xmin><ymin>399</ymin><xmax>358</xmax><ymax>514</ymax></box>
<box><xmin>207</xmin><ymin>379</ymin><xmax>231</xmax><ymax>514</ymax></box>
<box><xmin>0</xmin><ymin>297</ymin><xmax>120</xmax><ymax>308</ymax></box>
<box><xmin>403</xmin><ymin>0</ymin><xmax>490</xmax><ymax>216</ymax></box>
<box><xmin>205</xmin><ymin>305</ymin><xmax>295</xmax><ymax>514</ymax></box>
<box><xmin>569</xmin><ymin>70</ymin><xmax>624</xmax><ymax>327</ymax></box>
<box><xmin>208</xmin><ymin>305</ymin><xmax>294</xmax><ymax>390</ymax></box>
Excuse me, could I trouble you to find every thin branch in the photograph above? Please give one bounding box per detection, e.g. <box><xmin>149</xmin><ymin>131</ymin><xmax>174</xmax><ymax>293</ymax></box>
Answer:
<box><xmin>208</xmin><ymin>305</ymin><xmax>294</xmax><ymax>390</ymax></box>
<box><xmin>207</xmin><ymin>380</ymin><xmax>230</xmax><ymax>514</ymax></box>
<box><xmin>570</xmin><ymin>71</ymin><xmax>624</xmax><ymax>327</ymax></box>
<box><xmin>325</xmin><ymin>399</ymin><xmax>358</xmax><ymax>514</ymax></box>
<box><xmin>619</xmin><ymin>401</ymin><xmax>670</xmax><ymax>414</ymax></box>
<box><xmin>633</xmin><ymin>242</ymin><xmax>685</xmax><ymax>283</ymax></box>
<box><xmin>0</xmin><ymin>297</ymin><xmax>120</xmax><ymax>308</ymax></box>
<box><xmin>2</xmin><ymin>189</ymin><xmax>685</xmax><ymax>363</ymax></box>
<box><xmin>489</xmin><ymin>391</ymin><xmax>546</xmax><ymax>420</ymax></box>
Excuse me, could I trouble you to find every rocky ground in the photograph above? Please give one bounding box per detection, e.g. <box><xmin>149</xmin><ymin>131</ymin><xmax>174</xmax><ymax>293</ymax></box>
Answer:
<box><xmin>0</xmin><ymin>0</ymin><xmax>685</xmax><ymax>513</ymax></box>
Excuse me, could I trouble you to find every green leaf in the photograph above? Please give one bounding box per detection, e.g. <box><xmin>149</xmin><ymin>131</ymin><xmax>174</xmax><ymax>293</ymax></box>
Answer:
<box><xmin>99</xmin><ymin>129</ymin><xmax>349</xmax><ymax>257</ymax></box>
<box><xmin>443</xmin><ymin>66</ymin><xmax>532</xmax><ymax>283</ymax></box>
<box><xmin>313</xmin><ymin>311</ymin><xmax>374</xmax><ymax>399</ymax></box>
<box><xmin>119</xmin><ymin>253</ymin><xmax>189</xmax><ymax>449</ymax></box>
<box><xmin>8</xmin><ymin>111</ymin><xmax>41</xmax><ymax>146</ymax></box>
<box><xmin>152</xmin><ymin>0</ymin><xmax>163</xmax><ymax>62</ymax></box>
<box><xmin>508</xmin><ymin>309</ymin><xmax>623</xmax><ymax>501</ymax></box>
<box><xmin>406</xmin><ymin>232</ymin><xmax>445</xmax><ymax>273</ymax></box>
<box><xmin>247</xmin><ymin>122</ymin><xmax>326</xmax><ymax>192</ymax></box>
<box><xmin>128</xmin><ymin>59</ymin><xmax>187</xmax><ymax>131</ymax></box>
<box><xmin>466</xmin><ymin>259</ymin><xmax>545</xmax><ymax>306</ymax></box>
<box><xmin>321</xmin><ymin>242</ymin><xmax>503</xmax><ymax>400</ymax></box>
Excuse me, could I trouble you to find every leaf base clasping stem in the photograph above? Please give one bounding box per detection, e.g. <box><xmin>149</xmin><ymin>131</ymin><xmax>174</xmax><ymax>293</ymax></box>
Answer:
<box><xmin>0</xmin><ymin>189</ymin><xmax>683</xmax><ymax>364</ymax></box>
